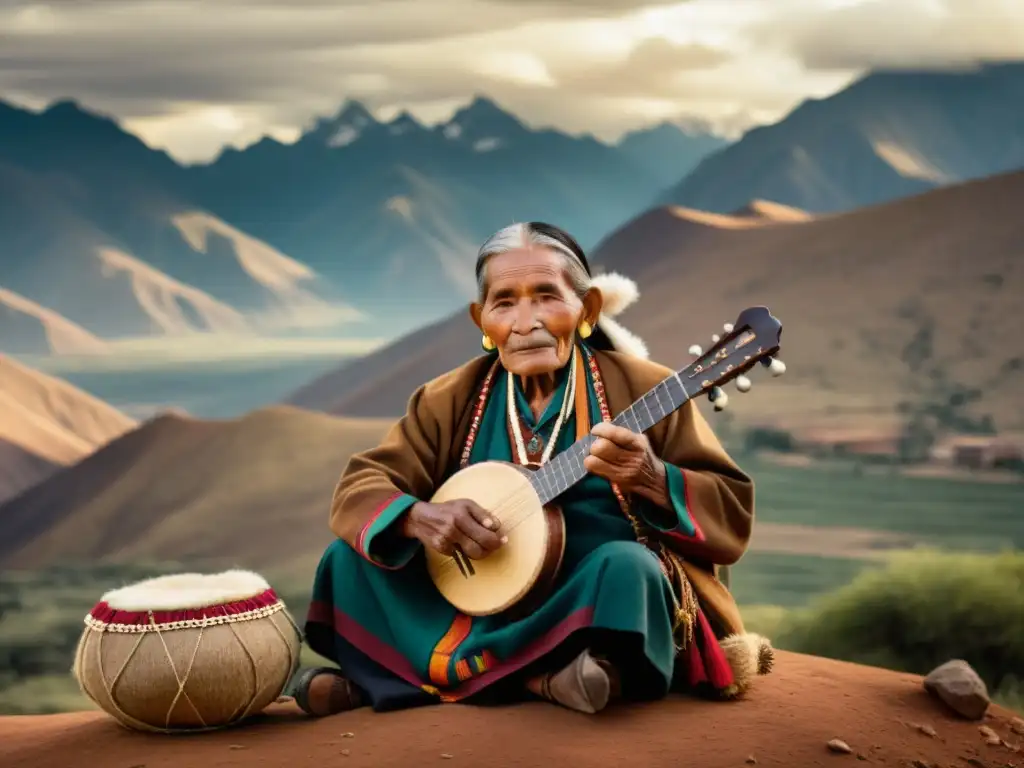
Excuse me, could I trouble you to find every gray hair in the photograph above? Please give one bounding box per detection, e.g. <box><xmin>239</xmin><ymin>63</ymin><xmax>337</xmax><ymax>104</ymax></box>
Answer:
<box><xmin>475</xmin><ymin>222</ymin><xmax>591</xmax><ymax>301</ymax></box>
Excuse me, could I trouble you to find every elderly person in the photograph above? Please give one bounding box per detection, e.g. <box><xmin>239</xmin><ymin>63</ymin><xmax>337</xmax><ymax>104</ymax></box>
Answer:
<box><xmin>295</xmin><ymin>221</ymin><xmax>771</xmax><ymax>717</ymax></box>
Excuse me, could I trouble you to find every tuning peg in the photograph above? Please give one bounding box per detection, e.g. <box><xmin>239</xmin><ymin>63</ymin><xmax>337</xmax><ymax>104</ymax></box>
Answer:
<box><xmin>688</xmin><ymin>344</ymin><xmax>703</xmax><ymax>357</ymax></box>
<box><xmin>735</xmin><ymin>375</ymin><xmax>752</xmax><ymax>392</ymax></box>
<box><xmin>711</xmin><ymin>334</ymin><xmax>721</xmax><ymax>344</ymax></box>
<box><xmin>723</xmin><ymin>323</ymin><xmax>734</xmax><ymax>333</ymax></box>
<box><xmin>709</xmin><ymin>386</ymin><xmax>729</xmax><ymax>411</ymax></box>
<box><xmin>760</xmin><ymin>356</ymin><xmax>787</xmax><ymax>377</ymax></box>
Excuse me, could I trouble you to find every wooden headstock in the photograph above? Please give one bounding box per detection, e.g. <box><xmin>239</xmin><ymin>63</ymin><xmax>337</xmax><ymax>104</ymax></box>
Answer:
<box><xmin>682</xmin><ymin>306</ymin><xmax>785</xmax><ymax>411</ymax></box>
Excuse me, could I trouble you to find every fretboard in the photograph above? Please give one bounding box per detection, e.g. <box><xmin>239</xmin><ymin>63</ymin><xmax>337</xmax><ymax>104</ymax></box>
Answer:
<box><xmin>529</xmin><ymin>369</ymin><xmax>693</xmax><ymax>505</ymax></box>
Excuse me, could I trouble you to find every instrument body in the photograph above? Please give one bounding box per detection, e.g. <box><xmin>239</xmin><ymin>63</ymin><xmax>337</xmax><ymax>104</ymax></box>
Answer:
<box><xmin>427</xmin><ymin>306</ymin><xmax>784</xmax><ymax>617</ymax></box>
<box><xmin>424</xmin><ymin>461</ymin><xmax>566</xmax><ymax>617</ymax></box>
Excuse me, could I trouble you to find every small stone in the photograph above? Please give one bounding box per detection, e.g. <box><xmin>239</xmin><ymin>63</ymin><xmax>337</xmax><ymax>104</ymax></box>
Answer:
<box><xmin>827</xmin><ymin>739</ymin><xmax>853</xmax><ymax>754</ymax></box>
<box><xmin>228</xmin><ymin>745</ymin><xmax>246</xmax><ymax>750</ymax></box>
<box><xmin>923</xmin><ymin>660</ymin><xmax>990</xmax><ymax>720</ymax></box>
<box><xmin>1012</xmin><ymin>718</ymin><xmax>1024</xmax><ymax>736</ymax></box>
<box><xmin>441</xmin><ymin>754</ymin><xmax>454</xmax><ymax>760</ymax></box>
<box><xmin>342</xmin><ymin>732</ymin><xmax>355</xmax><ymax>738</ymax></box>
<box><xmin>341</xmin><ymin>749</ymin><xmax>351</xmax><ymax>757</ymax></box>
<box><xmin>980</xmin><ymin>725</ymin><xmax>1002</xmax><ymax>746</ymax></box>
<box><xmin>910</xmin><ymin>760</ymin><xmax>932</xmax><ymax>768</ymax></box>
<box><xmin>745</xmin><ymin>757</ymin><xmax>757</xmax><ymax>764</ymax></box>
<box><xmin>915</xmin><ymin>723</ymin><xmax>938</xmax><ymax>738</ymax></box>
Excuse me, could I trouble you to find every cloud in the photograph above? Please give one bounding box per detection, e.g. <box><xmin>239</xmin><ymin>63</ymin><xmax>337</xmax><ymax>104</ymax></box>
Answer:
<box><xmin>2</xmin><ymin>0</ymin><xmax>1022</xmax><ymax>162</ymax></box>
<box><xmin>750</xmin><ymin>0</ymin><xmax>1024</xmax><ymax>71</ymax></box>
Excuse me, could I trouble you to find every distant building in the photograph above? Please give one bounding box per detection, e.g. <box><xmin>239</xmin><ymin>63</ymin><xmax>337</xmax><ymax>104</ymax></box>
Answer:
<box><xmin>794</xmin><ymin>428</ymin><xmax>901</xmax><ymax>461</ymax></box>
<box><xmin>932</xmin><ymin>435</ymin><xmax>1024</xmax><ymax>470</ymax></box>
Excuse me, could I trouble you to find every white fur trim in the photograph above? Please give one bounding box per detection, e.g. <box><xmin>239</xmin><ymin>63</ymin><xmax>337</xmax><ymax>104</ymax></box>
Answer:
<box><xmin>100</xmin><ymin>569</ymin><xmax>273</xmax><ymax>611</ymax></box>
<box><xmin>596</xmin><ymin>315</ymin><xmax>649</xmax><ymax>359</ymax></box>
<box><xmin>590</xmin><ymin>272</ymin><xmax>639</xmax><ymax>317</ymax></box>
<box><xmin>588</xmin><ymin>271</ymin><xmax>648</xmax><ymax>358</ymax></box>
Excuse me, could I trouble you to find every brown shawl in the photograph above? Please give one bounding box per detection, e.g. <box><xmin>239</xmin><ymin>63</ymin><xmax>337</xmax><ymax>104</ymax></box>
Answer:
<box><xmin>329</xmin><ymin>349</ymin><xmax>753</xmax><ymax>637</ymax></box>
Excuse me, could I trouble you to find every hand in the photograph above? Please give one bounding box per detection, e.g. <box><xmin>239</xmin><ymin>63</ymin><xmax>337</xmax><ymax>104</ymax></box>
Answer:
<box><xmin>401</xmin><ymin>499</ymin><xmax>506</xmax><ymax>559</ymax></box>
<box><xmin>584</xmin><ymin>422</ymin><xmax>668</xmax><ymax>505</ymax></box>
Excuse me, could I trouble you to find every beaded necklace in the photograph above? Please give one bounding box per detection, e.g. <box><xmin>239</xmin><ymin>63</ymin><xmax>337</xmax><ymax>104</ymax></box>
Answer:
<box><xmin>506</xmin><ymin>346</ymin><xmax>577</xmax><ymax>466</ymax></box>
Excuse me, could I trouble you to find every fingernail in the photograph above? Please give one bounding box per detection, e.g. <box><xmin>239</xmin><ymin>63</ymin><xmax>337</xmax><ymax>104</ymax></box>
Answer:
<box><xmin>500</xmin><ymin>536</ymin><xmax>509</xmax><ymax>545</ymax></box>
<box><xmin>484</xmin><ymin>518</ymin><xmax>495</xmax><ymax>529</ymax></box>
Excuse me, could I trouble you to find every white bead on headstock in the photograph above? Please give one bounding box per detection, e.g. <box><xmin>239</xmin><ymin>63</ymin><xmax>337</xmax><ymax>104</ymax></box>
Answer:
<box><xmin>723</xmin><ymin>323</ymin><xmax>734</xmax><ymax>333</ymax></box>
<box><xmin>711</xmin><ymin>334</ymin><xmax>721</xmax><ymax>343</ymax></box>
<box><xmin>735</xmin><ymin>374</ymin><xmax>752</xmax><ymax>392</ymax></box>
<box><xmin>688</xmin><ymin>344</ymin><xmax>703</xmax><ymax>357</ymax></box>
<box><xmin>761</xmin><ymin>356</ymin><xmax>787</xmax><ymax>377</ymax></box>
<box><xmin>709</xmin><ymin>386</ymin><xmax>729</xmax><ymax>411</ymax></box>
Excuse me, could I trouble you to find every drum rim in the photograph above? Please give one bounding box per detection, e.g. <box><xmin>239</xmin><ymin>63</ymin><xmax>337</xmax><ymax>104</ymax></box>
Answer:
<box><xmin>84</xmin><ymin>588</ymin><xmax>288</xmax><ymax>633</ymax></box>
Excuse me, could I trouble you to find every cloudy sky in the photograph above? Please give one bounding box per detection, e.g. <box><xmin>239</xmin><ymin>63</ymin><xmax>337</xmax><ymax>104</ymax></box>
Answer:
<box><xmin>2</xmin><ymin>0</ymin><xmax>1022</xmax><ymax>162</ymax></box>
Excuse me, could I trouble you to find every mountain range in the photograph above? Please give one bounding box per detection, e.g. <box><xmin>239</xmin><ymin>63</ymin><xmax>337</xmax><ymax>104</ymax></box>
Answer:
<box><xmin>0</xmin><ymin>354</ymin><xmax>136</xmax><ymax>504</ymax></box>
<box><xmin>665</xmin><ymin>62</ymin><xmax>1024</xmax><ymax>213</ymax></box>
<box><xmin>0</xmin><ymin>96</ymin><xmax>725</xmax><ymax>354</ymax></box>
<box><xmin>5</xmin><ymin>63</ymin><xmax>1024</xmax><ymax>360</ymax></box>
<box><xmin>289</xmin><ymin>169</ymin><xmax>1024</xmax><ymax>440</ymax></box>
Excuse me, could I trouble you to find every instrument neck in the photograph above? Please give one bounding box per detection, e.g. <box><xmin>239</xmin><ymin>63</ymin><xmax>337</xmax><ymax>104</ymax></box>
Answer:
<box><xmin>529</xmin><ymin>368</ymin><xmax>693</xmax><ymax>504</ymax></box>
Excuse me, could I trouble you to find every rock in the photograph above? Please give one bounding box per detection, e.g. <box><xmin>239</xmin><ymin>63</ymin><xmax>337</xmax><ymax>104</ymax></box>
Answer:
<box><xmin>827</xmin><ymin>739</ymin><xmax>852</xmax><ymax>754</ymax></box>
<box><xmin>1012</xmin><ymin>717</ymin><xmax>1024</xmax><ymax>736</ymax></box>
<box><xmin>923</xmin><ymin>660</ymin><xmax>990</xmax><ymax>720</ymax></box>
<box><xmin>914</xmin><ymin>723</ymin><xmax>937</xmax><ymax>738</ymax></box>
<box><xmin>910</xmin><ymin>760</ymin><xmax>933</xmax><ymax>768</ymax></box>
<box><xmin>745</xmin><ymin>757</ymin><xmax>757</xmax><ymax>764</ymax></box>
<box><xmin>978</xmin><ymin>725</ymin><xmax>1001</xmax><ymax>746</ymax></box>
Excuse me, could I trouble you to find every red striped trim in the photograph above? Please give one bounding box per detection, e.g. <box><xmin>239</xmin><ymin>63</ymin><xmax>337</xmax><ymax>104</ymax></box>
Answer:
<box><xmin>663</xmin><ymin>468</ymin><xmax>706</xmax><ymax>544</ymax></box>
<box><xmin>89</xmin><ymin>588</ymin><xmax>280</xmax><ymax>627</ymax></box>
<box><xmin>355</xmin><ymin>491</ymin><xmax>404</xmax><ymax>567</ymax></box>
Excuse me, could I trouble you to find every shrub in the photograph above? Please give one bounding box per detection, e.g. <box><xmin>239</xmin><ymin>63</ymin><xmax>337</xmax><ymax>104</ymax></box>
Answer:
<box><xmin>775</xmin><ymin>549</ymin><xmax>1024</xmax><ymax>702</ymax></box>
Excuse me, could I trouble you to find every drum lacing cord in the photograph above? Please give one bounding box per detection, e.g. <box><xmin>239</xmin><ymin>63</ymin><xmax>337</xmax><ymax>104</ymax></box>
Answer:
<box><xmin>79</xmin><ymin>602</ymin><xmax>303</xmax><ymax>734</ymax></box>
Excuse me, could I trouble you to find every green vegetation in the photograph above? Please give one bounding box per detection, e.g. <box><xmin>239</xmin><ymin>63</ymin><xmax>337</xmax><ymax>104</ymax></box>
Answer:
<box><xmin>742</xmin><ymin>456</ymin><xmax>1024</xmax><ymax>550</ymax></box>
<box><xmin>730</xmin><ymin>552</ymin><xmax>876</xmax><ymax>607</ymax></box>
<box><xmin>751</xmin><ymin>550</ymin><xmax>1024</xmax><ymax>715</ymax></box>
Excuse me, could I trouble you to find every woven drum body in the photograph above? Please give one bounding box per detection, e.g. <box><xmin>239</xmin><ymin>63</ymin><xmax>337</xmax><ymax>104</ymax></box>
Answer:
<box><xmin>73</xmin><ymin>570</ymin><xmax>302</xmax><ymax>733</ymax></box>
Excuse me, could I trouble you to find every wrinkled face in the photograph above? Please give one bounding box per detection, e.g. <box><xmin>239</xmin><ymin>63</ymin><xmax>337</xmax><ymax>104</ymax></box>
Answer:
<box><xmin>471</xmin><ymin>247</ymin><xmax>599</xmax><ymax>377</ymax></box>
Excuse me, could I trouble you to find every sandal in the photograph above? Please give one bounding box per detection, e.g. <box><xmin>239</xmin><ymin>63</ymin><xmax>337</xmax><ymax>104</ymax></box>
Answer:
<box><xmin>291</xmin><ymin>667</ymin><xmax>365</xmax><ymax>717</ymax></box>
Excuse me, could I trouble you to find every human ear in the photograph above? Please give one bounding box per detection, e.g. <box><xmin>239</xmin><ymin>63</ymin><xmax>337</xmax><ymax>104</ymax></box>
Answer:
<box><xmin>469</xmin><ymin>302</ymin><xmax>484</xmax><ymax>331</ymax></box>
<box><xmin>580</xmin><ymin>287</ymin><xmax>603</xmax><ymax>327</ymax></box>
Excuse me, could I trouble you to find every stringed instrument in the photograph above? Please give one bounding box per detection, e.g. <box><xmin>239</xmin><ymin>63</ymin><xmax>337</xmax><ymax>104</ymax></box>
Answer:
<box><xmin>425</xmin><ymin>306</ymin><xmax>784</xmax><ymax>616</ymax></box>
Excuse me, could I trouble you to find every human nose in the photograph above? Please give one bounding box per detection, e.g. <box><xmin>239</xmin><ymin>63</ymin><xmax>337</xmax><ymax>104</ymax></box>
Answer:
<box><xmin>512</xmin><ymin>298</ymin><xmax>540</xmax><ymax>333</ymax></box>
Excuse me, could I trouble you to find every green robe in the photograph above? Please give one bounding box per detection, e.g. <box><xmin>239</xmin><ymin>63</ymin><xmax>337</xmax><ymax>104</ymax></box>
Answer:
<box><xmin>306</xmin><ymin>347</ymin><xmax>703</xmax><ymax>710</ymax></box>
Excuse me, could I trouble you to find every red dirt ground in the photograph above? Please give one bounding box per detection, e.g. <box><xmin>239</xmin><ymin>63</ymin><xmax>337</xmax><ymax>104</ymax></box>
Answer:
<box><xmin>1</xmin><ymin>652</ymin><xmax>1020</xmax><ymax>768</ymax></box>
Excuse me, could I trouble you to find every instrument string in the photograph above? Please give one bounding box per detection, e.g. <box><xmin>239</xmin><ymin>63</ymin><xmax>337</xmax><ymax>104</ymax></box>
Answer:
<box><xmin>434</xmin><ymin>348</ymin><xmax>582</xmax><ymax>577</ymax></box>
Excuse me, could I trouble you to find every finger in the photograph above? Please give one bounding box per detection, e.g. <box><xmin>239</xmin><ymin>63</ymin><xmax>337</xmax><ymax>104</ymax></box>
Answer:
<box><xmin>583</xmin><ymin>454</ymin><xmax>619</xmax><ymax>482</ymax></box>
<box><xmin>591</xmin><ymin>422</ymin><xmax>642</xmax><ymax>448</ymax></box>
<box><xmin>452</xmin><ymin>534</ymin><xmax>487</xmax><ymax>561</ymax></box>
<box><xmin>431</xmin><ymin>534</ymin><xmax>454</xmax><ymax>556</ymax></box>
<box><xmin>589</xmin><ymin>437</ymin><xmax>632</xmax><ymax>463</ymax></box>
<box><xmin>454</xmin><ymin>506</ymin><xmax>503</xmax><ymax>553</ymax></box>
<box><xmin>460</xmin><ymin>499</ymin><xmax>499</xmax><ymax>531</ymax></box>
